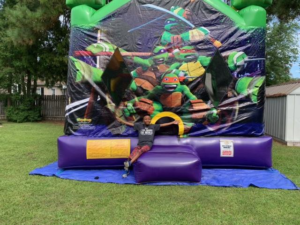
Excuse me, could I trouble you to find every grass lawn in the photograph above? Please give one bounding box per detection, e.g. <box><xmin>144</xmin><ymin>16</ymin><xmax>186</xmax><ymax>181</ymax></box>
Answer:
<box><xmin>0</xmin><ymin>121</ymin><xmax>299</xmax><ymax>225</ymax></box>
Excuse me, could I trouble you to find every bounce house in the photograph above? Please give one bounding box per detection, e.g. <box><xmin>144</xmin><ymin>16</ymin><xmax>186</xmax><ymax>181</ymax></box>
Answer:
<box><xmin>58</xmin><ymin>0</ymin><xmax>273</xmax><ymax>183</ymax></box>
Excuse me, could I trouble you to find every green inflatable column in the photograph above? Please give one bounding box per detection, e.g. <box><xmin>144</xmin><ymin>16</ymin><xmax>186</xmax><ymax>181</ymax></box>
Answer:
<box><xmin>203</xmin><ymin>0</ymin><xmax>272</xmax><ymax>29</ymax></box>
<box><xmin>231</xmin><ymin>0</ymin><xmax>272</xmax><ymax>10</ymax></box>
<box><xmin>67</xmin><ymin>0</ymin><xmax>131</xmax><ymax>28</ymax></box>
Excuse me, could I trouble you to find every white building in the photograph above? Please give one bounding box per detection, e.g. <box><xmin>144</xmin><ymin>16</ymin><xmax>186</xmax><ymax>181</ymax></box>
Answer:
<box><xmin>265</xmin><ymin>81</ymin><xmax>300</xmax><ymax>146</ymax></box>
<box><xmin>9</xmin><ymin>80</ymin><xmax>67</xmax><ymax>96</ymax></box>
<box><xmin>36</xmin><ymin>80</ymin><xmax>67</xmax><ymax>96</ymax></box>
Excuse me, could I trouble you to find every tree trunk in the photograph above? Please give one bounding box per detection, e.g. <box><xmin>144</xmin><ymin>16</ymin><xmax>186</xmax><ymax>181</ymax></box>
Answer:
<box><xmin>21</xmin><ymin>74</ymin><xmax>26</xmax><ymax>96</ymax></box>
<box><xmin>32</xmin><ymin>74</ymin><xmax>37</xmax><ymax>95</ymax></box>
<box><xmin>26</xmin><ymin>70</ymin><xmax>31</xmax><ymax>97</ymax></box>
<box><xmin>7</xmin><ymin>73</ymin><xmax>12</xmax><ymax>107</ymax></box>
<box><xmin>18</xmin><ymin>84</ymin><xmax>21</xmax><ymax>94</ymax></box>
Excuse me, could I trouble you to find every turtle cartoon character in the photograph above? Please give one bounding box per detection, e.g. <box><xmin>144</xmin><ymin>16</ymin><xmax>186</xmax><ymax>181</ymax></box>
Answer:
<box><xmin>171</xmin><ymin>46</ymin><xmax>211</xmax><ymax>82</ymax></box>
<box><xmin>128</xmin><ymin>46</ymin><xmax>173</xmax><ymax>94</ymax></box>
<box><xmin>123</xmin><ymin>72</ymin><xmax>219</xmax><ymax>133</ymax></box>
<box><xmin>159</xmin><ymin>5</ymin><xmax>222</xmax><ymax>48</ymax></box>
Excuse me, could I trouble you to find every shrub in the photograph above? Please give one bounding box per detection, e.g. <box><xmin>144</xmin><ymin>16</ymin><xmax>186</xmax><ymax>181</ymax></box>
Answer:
<box><xmin>5</xmin><ymin>95</ymin><xmax>42</xmax><ymax>123</ymax></box>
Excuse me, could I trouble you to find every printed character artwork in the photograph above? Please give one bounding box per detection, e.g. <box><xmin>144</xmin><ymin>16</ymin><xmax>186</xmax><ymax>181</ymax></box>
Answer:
<box><xmin>65</xmin><ymin>0</ymin><xmax>268</xmax><ymax>137</ymax></box>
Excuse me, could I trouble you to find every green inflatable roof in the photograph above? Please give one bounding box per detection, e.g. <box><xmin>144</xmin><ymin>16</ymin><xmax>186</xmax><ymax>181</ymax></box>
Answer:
<box><xmin>69</xmin><ymin>0</ymin><xmax>269</xmax><ymax>29</ymax></box>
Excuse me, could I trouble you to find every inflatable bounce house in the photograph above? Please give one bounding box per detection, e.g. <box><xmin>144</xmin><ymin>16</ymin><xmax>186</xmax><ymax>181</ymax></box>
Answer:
<box><xmin>58</xmin><ymin>0</ymin><xmax>273</xmax><ymax>183</ymax></box>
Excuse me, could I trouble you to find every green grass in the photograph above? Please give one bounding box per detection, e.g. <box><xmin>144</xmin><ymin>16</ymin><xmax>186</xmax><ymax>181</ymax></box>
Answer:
<box><xmin>0</xmin><ymin>121</ymin><xmax>299</xmax><ymax>225</ymax></box>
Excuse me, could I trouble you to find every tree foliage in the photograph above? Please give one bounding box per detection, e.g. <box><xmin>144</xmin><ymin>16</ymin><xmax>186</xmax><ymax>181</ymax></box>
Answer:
<box><xmin>0</xmin><ymin>0</ymin><xmax>70</xmax><ymax>96</ymax></box>
<box><xmin>0</xmin><ymin>0</ymin><xmax>69</xmax><ymax>121</ymax></box>
<box><xmin>266</xmin><ymin>21</ymin><xmax>299</xmax><ymax>86</ymax></box>
<box><xmin>265</xmin><ymin>0</ymin><xmax>300</xmax><ymax>85</ymax></box>
<box><xmin>267</xmin><ymin>0</ymin><xmax>300</xmax><ymax>22</ymax></box>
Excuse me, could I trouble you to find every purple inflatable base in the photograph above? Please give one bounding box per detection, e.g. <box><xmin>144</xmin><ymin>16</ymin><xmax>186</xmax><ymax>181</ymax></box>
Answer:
<box><xmin>58</xmin><ymin>135</ymin><xmax>272</xmax><ymax>183</ymax></box>
<box><xmin>58</xmin><ymin>135</ymin><xmax>272</xmax><ymax>169</ymax></box>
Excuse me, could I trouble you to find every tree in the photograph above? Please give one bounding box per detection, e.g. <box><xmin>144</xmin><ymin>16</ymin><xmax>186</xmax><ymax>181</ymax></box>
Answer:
<box><xmin>265</xmin><ymin>0</ymin><xmax>300</xmax><ymax>85</ymax></box>
<box><xmin>267</xmin><ymin>0</ymin><xmax>300</xmax><ymax>22</ymax></box>
<box><xmin>0</xmin><ymin>0</ymin><xmax>70</xmax><ymax>96</ymax></box>
<box><xmin>0</xmin><ymin>0</ymin><xmax>70</xmax><ymax>121</ymax></box>
<box><xmin>0</xmin><ymin>0</ymin><xmax>20</xmax><ymax>104</ymax></box>
<box><xmin>265</xmin><ymin>21</ymin><xmax>299</xmax><ymax>86</ymax></box>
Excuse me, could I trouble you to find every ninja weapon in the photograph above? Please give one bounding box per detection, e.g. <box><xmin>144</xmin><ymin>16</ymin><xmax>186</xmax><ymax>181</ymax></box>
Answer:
<box><xmin>141</xmin><ymin>4</ymin><xmax>195</xmax><ymax>28</ymax></box>
<box><xmin>128</xmin><ymin>14</ymin><xmax>167</xmax><ymax>32</ymax></box>
<box><xmin>128</xmin><ymin>4</ymin><xmax>221</xmax><ymax>48</ymax></box>
<box><xmin>128</xmin><ymin>4</ymin><xmax>195</xmax><ymax>31</ymax></box>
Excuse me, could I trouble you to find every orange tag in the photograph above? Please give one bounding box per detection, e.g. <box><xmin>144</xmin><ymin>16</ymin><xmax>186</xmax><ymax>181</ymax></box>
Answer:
<box><xmin>86</xmin><ymin>139</ymin><xmax>130</xmax><ymax>159</ymax></box>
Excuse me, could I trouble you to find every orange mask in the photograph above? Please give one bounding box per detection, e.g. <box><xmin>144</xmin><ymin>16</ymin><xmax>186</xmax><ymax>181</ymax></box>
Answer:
<box><xmin>162</xmin><ymin>76</ymin><xmax>180</xmax><ymax>83</ymax></box>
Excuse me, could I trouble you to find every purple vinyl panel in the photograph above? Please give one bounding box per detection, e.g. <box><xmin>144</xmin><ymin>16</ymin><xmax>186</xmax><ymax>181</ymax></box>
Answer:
<box><xmin>58</xmin><ymin>135</ymin><xmax>272</xmax><ymax>169</ymax></box>
<box><xmin>134</xmin><ymin>146</ymin><xmax>202</xmax><ymax>183</ymax></box>
<box><xmin>58</xmin><ymin>136</ymin><xmax>138</xmax><ymax>169</ymax></box>
<box><xmin>180</xmin><ymin>136</ymin><xmax>272</xmax><ymax>168</ymax></box>
<box><xmin>58</xmin><ymin>135</ymin><xmax>180</xmax><ymax>169</ymax></box>
<box><xmin>152</xmin><ymin>135</ymin><xmax>180</xmax><ymax>146</ymax></box>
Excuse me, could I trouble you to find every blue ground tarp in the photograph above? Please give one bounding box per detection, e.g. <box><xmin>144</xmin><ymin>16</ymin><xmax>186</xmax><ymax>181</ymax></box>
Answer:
<box><xmin>30</xmin><ymin>162</ymin><xmax>299</xmax><ymax>190</ymax></box>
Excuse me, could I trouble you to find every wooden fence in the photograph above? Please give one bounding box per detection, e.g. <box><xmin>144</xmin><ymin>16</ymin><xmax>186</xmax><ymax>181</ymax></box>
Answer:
<box><xmin>41</xmin><ymin>96</ymin><xmax>66</xmax><ymax>120</ymax></box>
<box><xmin>0</xmin><ymin>95</ymin><xmax>66</xmax><ymax>121</ymax></box>
<box><xmin>0</xmin><ymin>101</ymin><xmax>5</xmax><ymax>119</ymax></box>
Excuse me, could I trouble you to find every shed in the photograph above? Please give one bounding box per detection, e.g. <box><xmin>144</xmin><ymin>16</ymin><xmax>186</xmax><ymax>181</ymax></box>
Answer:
<box><xmin>265</xmin><ymin>81</ymin><xmax>300</xmax><ymax>146</ymax></box>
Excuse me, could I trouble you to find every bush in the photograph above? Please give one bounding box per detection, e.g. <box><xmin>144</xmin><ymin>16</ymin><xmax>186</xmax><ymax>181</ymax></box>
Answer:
<box><xmin>5</xmin><ymin>95</ymin><xmax>42</xmax><ymax>123</ymax></box>
<box><xmin>0</xmin><ymin>93</ymin><xmax>8</xmax><ymax>101</ymax></box>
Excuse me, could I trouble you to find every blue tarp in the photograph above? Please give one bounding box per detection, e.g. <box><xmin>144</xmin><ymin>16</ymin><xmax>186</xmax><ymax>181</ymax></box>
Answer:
<box><xmin>30</xmin><ymin>162</ymin><xmax>299</xmax><ymax>190</ymax></box>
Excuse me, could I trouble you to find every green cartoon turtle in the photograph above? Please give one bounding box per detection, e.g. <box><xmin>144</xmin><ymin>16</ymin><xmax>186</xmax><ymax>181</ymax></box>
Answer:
<box><xmin>123</xmin><ymin>72</ymin><xmax>219</xmax><ymax>132</ymax></box>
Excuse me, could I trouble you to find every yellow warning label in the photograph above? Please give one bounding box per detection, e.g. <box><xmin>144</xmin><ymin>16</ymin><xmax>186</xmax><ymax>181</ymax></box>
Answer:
<box><xmin>86</xmin><ymin>139</ymin><xmax>131</xmax><ymax>159</ymax></box>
